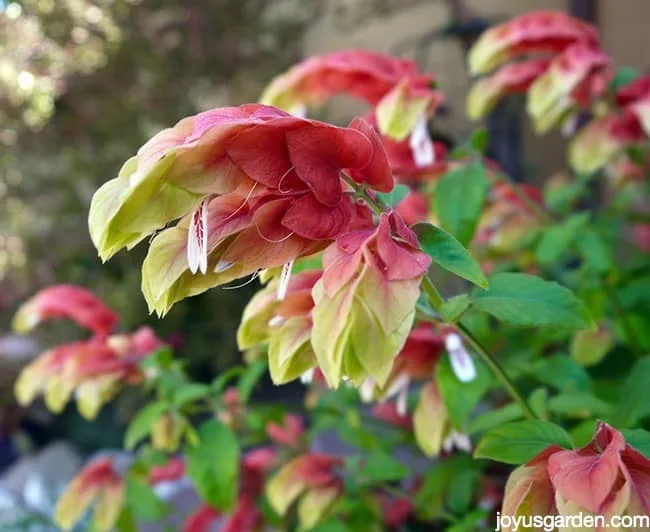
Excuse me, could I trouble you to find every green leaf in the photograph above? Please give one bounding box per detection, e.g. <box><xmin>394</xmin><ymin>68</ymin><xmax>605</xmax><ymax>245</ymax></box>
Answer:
<box><xmin>440</xmin><ymin>294</ymin><xmax>471</xmax><ymax>322</ymax></box>
<box><xmin>125</xmin><ymin>476</ymin><xmax>169</xmax><ymax>520</ymax></box>
<box><xmin>115</xmin><ymin>508</ymin><xmax>137</xmax><ymax>532</ymax></box>
<box><xmin>237</xmin><ymin>360</ymin><xmax>267</xmax><ymax>403</ymax></box>
<box><xmin>139</xmin><ymin>347</ymin><xmax>174</xmax><ymax>372</ymax></box>
<box><xmin>447</xmin><ymin>467</ymin><xmax>481</xmax><ymax>514</ymax></box>
<box><xmin>186</xmin><ymin>419</ymin><xmax>240</xmax><ymax>511</ymax></box>
<box><xmin>359</xmin><ymin>451</ymin><xmax>409</xmax><ymax>485</ymax></box>
<box><xmin>532</xmin><ymin>355</ymin><xmax>591</xmax><ymax>392</ymax></box>
<box><xmin>433</xmin><ymin>162</ymin><xmax>488</xmax><ymax>245</ymax></box>
<box><xmin>413</xmin><ymin>223</ymin><xmax>487</xmax><ymax>288</ymax></box>
<box><xmin>611</xmin><ymin>67</ymin><xmax>639</xmax><ymax>90</ymax></box>
<box><xmin>469</xmin><ymin>127</ymin><xmax>489</xmax><ymax>155</ymax></box>
<box><xmin>377</xmin><ymin>184</ymin><xmax>410</xmax><ymax>208</ymax></box>
<box><xmin>529</xmin><ymin>388</ymin><xmax>548</xmax><ymax>419</ymax></box>
<box><xmin>212</xmin><ymin>366</ymin><xmax>245</xmax><ymax>392</ymax></box>
<box><xmin>172</xmin><ymin>383</ymin><xmax>210</xmax><ymax>406</ymax></box>
<box><xmin>471</xmin><ymin>272</ymin><xmax>594</xmax><ymax>330</ymax></box>
<box><xmin>614</xmin><ymin>358</ymin><xmax>650</xmax><ymax>428</ymax></box>
<box><xmin>124</xmin><ymin>402</ymin><xmax>169</xmax><ymax>450</ymax></box>
<box><xmin>548</xmin><ymin>392</ymin><xmax>613</xmax><ymax>419</ymax></box>
<box><xmin>622</xmin><ymin>429</ymin><xmax>650</xmax><ymax>459</ymax></box>
<box><xmin>445</xmin><ymin>509</ymin><xmax>490</xmax><ymax>532</ymax></box>
<box><xmin>474</xmin><ymin>420</ymin><xmax>573</xmax><ymax>465</ymax></box>
<box><xmin>535</xmin><ymin>212</ymin><xmax>589</xmax><ymax>265</ymax></box>
<box><xmin>435</xmin><ymin>354</ymin><xmax>491</xmax><ymax>426</ymax></box>
<box><xmin>575</xmin><ymin>230</ymin><xmax>612</xmax><ymax>273</ymax></box>
<box><xmin>466</xmin><ymin>403</ymin><xmax>523</xmax><ymax>435</ymax></box>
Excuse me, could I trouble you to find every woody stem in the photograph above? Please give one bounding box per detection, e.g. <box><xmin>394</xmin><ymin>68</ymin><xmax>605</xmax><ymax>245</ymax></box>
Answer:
<box><xmin>421</xmin><ymin>276</ymin><xmax>537</xmax><ymax>420</ymax></box>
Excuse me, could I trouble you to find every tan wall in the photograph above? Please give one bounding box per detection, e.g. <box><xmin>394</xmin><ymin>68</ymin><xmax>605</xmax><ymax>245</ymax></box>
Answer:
<box><xmin>300</xmin><ymin>0</ymin><xmax>650</xmax><ymax>179</ymax></box>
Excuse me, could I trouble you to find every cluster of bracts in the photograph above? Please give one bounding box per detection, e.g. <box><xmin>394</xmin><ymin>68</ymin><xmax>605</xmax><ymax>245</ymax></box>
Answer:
<box><xmin>11</xmin><ymin>9</ymin><xmax>650</xmax><ymax>532</ymax></box>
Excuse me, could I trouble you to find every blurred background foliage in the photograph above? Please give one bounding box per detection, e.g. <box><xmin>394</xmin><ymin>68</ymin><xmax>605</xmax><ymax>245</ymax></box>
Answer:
<box><xmin>0</xmin><ymin>0</ymin><xmax>320</xmax><ymax>377</ymax></box>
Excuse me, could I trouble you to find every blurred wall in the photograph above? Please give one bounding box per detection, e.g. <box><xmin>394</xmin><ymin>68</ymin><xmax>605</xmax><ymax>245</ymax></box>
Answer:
<box><xmin>301</xmin><ymin>0</ymin><xmax>649</xmax><ymax>181</ymax></box>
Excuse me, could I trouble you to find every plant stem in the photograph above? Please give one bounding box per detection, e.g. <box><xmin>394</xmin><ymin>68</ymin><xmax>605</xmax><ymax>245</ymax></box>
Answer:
<box><xmin>345</xmin><ymin>175</ymin><xmax>538</xmax><ymax>419</ymax></box>
<box><xmin>603</xmin><ymin>281</ymin><xmax>644</xmax><ymax>357</ymax></box>
<box><xmin>422</xmin><ymin>277</ymin><xmax>537</xmax><ymax>420</ymax></box>
<box><xmin>341</xmin><ymin>174</ymin><xmax>387</xmax><ymax>216</ymax></box>
<box><xmin>495</xmin><ymin>172</ymin><xmax>644</xmax><ymax>355</ymax></box>
<box><xmin>496</xmin><ymin>171</ymin><xmax>554</xmax><ymax>224</ymax></box>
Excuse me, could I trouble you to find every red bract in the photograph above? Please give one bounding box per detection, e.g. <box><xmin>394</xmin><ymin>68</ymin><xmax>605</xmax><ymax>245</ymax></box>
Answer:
<box><xmin>267</xmin><ymin>453</ymin><xmax>344</xmax><ymax>529</ymax></box>
<box><xmin>392</xmin><ymin>323</ymin><xmax>445</xmax><ymax>380</ymax></box>
<box><xmin>527</xmin><ymin>43</ymin><xmax>611</xmax><ymax>133</ymax></box>
<box><xmin>467</xmin><ymin>58</ymin><xmax>551</xmax><ymax>119</ymax></box>
<box><xmin>260</xmin><ymin>48</ymin><xmax>439</xmax><ymax>113</ymax></box>
<box><xmin>371</xmin><ymin>402</ymin><xmax>413</xmax><ymax>430</ymax></box>
<box><xmin>502</xmin><ymin>422</ymin><xmax>650</xmax><ymax>530</ymax></box>
<box><xmin>570</xmin><ymin>110</ymin><xmax>646</xmax><ymax>174</ymax></box>
<box><xmin>395</xmin><ymin>190</ymin><xmax>430</xmax><ymax>226</ymax></box>
<box><xmin>55</xmin><ymin>458</ymin><xmax>125</xmax><ymax>531</ymax></box>
<box><xmin>148</xmin><ymin>457</ymin><xmax>186</xmax><ymax>484</ymax></box>
<box><xmin>379</xmin><ymin>493</ymin><xmax>414</xmax><ymax>529</ymax></box>
<box><xmin>266</xmin><ymin>414</ymin><xmax>304</xmax><ymax>449</ymax></box>
<box><xmin>321</xmin><ymin>212</ymin><xmax>431</xmax><ymax>297</ymax></box>
<box><xmin>15</xmin><ymin>326</ymin><xmax>163</xmax><ymax>419</ymax></box>
<box><xmin>103</xmin><ymin>104</ymin><xmax>392</xmax><ymax>316</ymax></box>
<box><xmin>312</xmin><ymin>212</ymin><xmax>431</xmax><ymax>388</ymax></box>
<box><xmin>616</xmin><ymin>76</ymin><xmax>650</xmax><ymax>108</ymax></box>
<box><xmin>469</xmin><ymin>10</ymin><xmax>599</xmax><ymax>75</ymax></box>
<box><xmin>12</xmin><ymin>284</ymin><xmax>118</xmax><ymax>337</ymax></box>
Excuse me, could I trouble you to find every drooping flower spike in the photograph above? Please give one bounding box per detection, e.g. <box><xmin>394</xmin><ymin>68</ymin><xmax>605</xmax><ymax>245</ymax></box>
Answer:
<box><xmin>237</xmin><ymin>270</ymin><xmax>321</xmax><ymax>384</ymax></box>
<box><xmin>527</xmin><ymin>43</ymin><xmax>611</xmax><ymax>134</ymax></box>
<box><xmin>311</xmin><ymin>212</ymin><xmax>431</xmax><ymax>388</ymax></box>
<box><xmin>362</xmin><ymin>111</ymin><xmax>449</xmax><ymax>181</ymax></box>
<box><xmin>12</xmin><ymin>284</ymin><xmax>118</xmax><ymax>337</ymax></box>
<box><xmin>266</xmin><ymin>453</ymin><xmax>344</xmax><ymax>529</ymax></box>
<box><xmin>569</xmin><ymin>110</ymin><xmax>646</xmax><ymax>174</ymax></box>
<box><xmin>501</xmin><ymin>422</ymin><xmax>650</xmax><ymax>531</ymax></box>
<box><xmin>15</xmin><ymin>326</ymin><xmax>164</xmax><ymax>419</ymax></box>
<box><xmin>468</xmin><ymin>10</ymin><xmax>599</xmax><ymax>76</ymax></box>
<box><xmin>89</xmin><ymin>104</ymin><xmax>395</xmax><ymax>316</ymax></box>
<box><xmin>467</xmin><ymin>58</ymin><xmax>550</xmax><ymax>120</ymax></box>
<box><xmin>54</xmin><ymin>458</ymin><xmax>125</xmax><ymax>531</ymax></box>
<box><xmin>260</xmin><ymin>49</ymin><xmax>443</xmax><ymax>140</ymax></box>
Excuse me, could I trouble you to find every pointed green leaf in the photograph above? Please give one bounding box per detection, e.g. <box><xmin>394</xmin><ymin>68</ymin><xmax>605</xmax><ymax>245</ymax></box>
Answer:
<box><xmin>124</xmin><ymin>402</ymin><xmax>169</xmax><ymax>450</ymax></box>
<box><xmin>435</xmin><ymin>355</ymin><xmax>491</xmax><ymax>426</ymax></box>
<box><xmin>186</xmin><ymin>419</ymin><xmax>240</xmax><ymax>511</ymax></box>
<box><xmin>413</xmin><ymin>223</ymin><xmax>487</xmax><ymax>288</ymax></box>
<box><xmin>472</xmin><ymin>272</ymin><xmax>594</xmax><ymax>330</ymax></box>
<box><xmin>474</xmin><ymin>420</ymin><xmax>573</xmax><ymax>465</ymax></box>
<box><xmin>440</xmin><ymin>294</ymin><xmax>471</xmax><ymax>322</ymax></box>
<box><xmin>433</xmin><ymin>162</ymin><xmax>488</xmax><ymax>245</ymax></box>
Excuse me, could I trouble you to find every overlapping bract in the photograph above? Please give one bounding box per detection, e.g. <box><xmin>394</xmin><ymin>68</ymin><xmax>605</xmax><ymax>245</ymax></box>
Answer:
<box><xmin>266</xmin><ymin>453</ymin><xmax>343</xmax><ymax>529</ymax></box>
<box><xmin>237</xmin><ymin>270</ymin><xmax>320</xmax><ymax>385</ymax></box>
<box><xmin>55</xmin><ymin>458</ymin><xmax>125</xmax><ymax>531</ymax></box>
<box><xmin>502</xmin><ymin>422</ymin><xmax>650</xmax><ymax>531</ymax></box>
<box><xmin>89</xmin><ymin>103</ymin><xmax>396</xmax><ymax>315</ymax></box>
<box><xmin>360</xmin><ymin>322</ymin><xmax>473</xmax><ymax>458</ymax></box>
<box><xmin>238</xmin><ymin>211</ymin><xmax>432</xmax><ymax>391</ymax></box>
<box><xmin>467</xmin><ymin>10</ymin><xmax>650</xmax><ymax>176</ymax></box>
<box><xmin>468</xmin><ymin>11</ymin><xmax>607</xmax><ymax>130</ymax></box>
<box><xmin>312</xmin><ymin>212</ymin><xmax>430</xmax><ymax>388</ymax></box>
<box><xmin>260</xmin><ymin>49</ymin><xmax>442</xmax><ymax>140</ymax></box>
<box><xmin>13</xmin><ymin>285</ymin><xmax>163</xmax><ymax>418</ymax></box>
<box><xmin>260</xmin><ymin>49</ymin><xmax>448</xmax><ymax>183</ymax></box>
<box><xmin>570</xmin><ymin>77</ymin><xmax>650</xmax><ymax>174</ymax></box>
